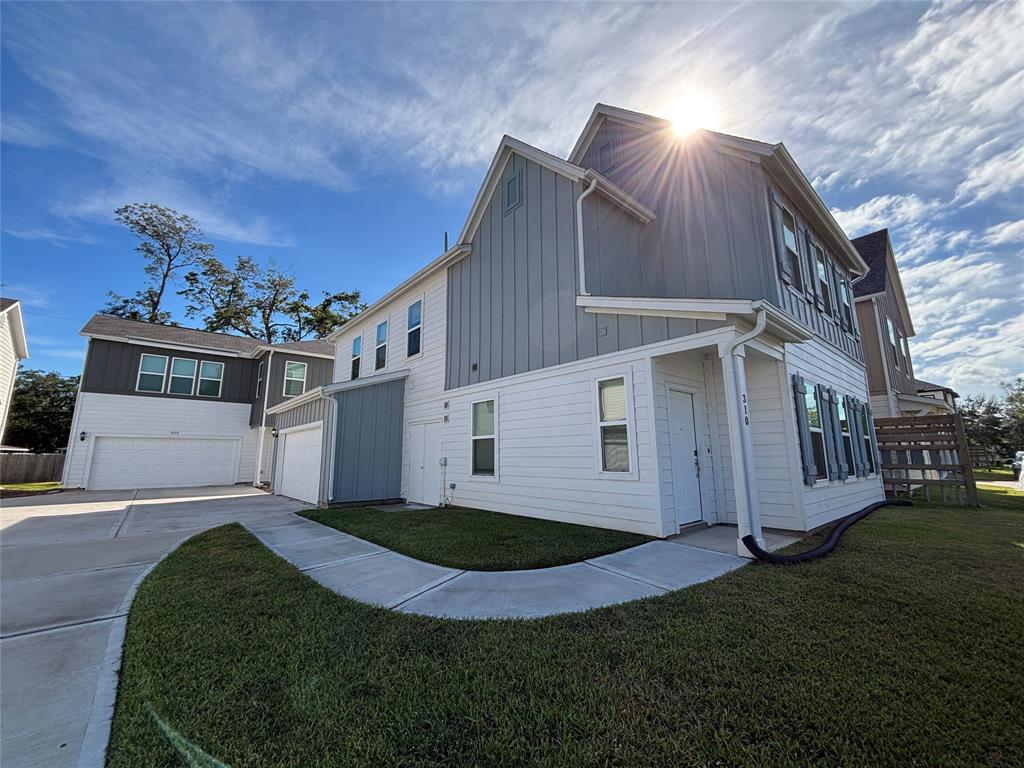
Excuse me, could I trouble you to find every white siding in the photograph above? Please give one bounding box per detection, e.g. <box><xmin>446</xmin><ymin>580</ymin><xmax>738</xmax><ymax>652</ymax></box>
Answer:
<box><xmin>63</xmin><ymin>392</ymin><xmax>259</xmax><ymax>488</ymax></box>
<box><xmin>651</xmin><ymin>351</ymin><xmax>721</xmax><ymax>533</ymax></box>
<box><xmin>332</xmin><ymin>270</ymin><xmax>449</xmax><ymax>503</ymax></box>
<box><xmin>440</xmin><ymin>352</ymin><xmax>661</xmax><ymax>536</ymax></box>
<box><xmin>0</xmin><ymin>315</ymin><xmax>18</xmax><ymax>441</ymax></box>
<box><xmin>785</xmin><ymin>337</ymin><xmax>885</xmax><ymax>529</ymax></box>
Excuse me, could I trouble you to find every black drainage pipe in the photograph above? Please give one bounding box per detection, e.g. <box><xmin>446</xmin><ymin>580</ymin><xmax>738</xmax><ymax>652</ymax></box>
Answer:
<box><xmin>741</xmin><ymin>498</ymin><xmax>913</xmax><ymax>564</ymax></box>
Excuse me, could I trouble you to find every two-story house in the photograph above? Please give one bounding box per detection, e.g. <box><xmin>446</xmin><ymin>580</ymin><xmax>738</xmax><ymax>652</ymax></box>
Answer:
<box><xmin>850</xmin><ymin>228</ymin><xmax>956</xmax><ymax>417</ymax></box>
<box><xmin>267</xmin><ymin>104</ymin><xmax>886</xmax><ymax>556</ymax></box>
<box><xmin>61</xmin><ymin>315</ymin><xmax>333</xmax><ymax>492</ymax></box>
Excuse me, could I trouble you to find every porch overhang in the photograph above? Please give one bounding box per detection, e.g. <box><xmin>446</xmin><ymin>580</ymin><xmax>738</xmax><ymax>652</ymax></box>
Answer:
<box><xmin>576</xmin><ymin>296</ymin><xmax>812</xmax><ymax>343</ymax></box>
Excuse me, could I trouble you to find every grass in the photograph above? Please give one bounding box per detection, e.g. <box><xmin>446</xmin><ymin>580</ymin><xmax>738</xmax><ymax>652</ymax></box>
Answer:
<box><xmin>108</xmin><ymin>488</ymin><xmax>1024</xmax><ymax>768</ymax></box>
<box><xmin>975</xmin><ymin>466</ymin><xmax>1015</xmax><ymax>482</ymax></box>
<box><xmin>299</xmin><ymin>505</ymin><xmax>652</xmax><ymax>570</ymax></box>
<box><xmin>0</xmin><ymin>481</ymin><xmax>61</xmax><ymax>495</ymax></box>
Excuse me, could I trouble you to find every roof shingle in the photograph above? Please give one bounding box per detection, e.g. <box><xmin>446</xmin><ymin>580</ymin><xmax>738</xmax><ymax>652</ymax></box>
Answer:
<box><xmin>850</xmin><ymin>229</ymin><xmax>889</xmax><ymax>297</ymax></box>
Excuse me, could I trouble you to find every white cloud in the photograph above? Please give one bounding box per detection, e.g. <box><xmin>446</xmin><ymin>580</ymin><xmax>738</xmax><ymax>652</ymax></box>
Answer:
<box><xmin>981</xmin><ymin>220</ymin><xmax>1024</xmax><ymax>247</ymax></box>
<box><xmin>830</xmin><ymin>194</ymin><xmax>941</xmax><ymax>238</ymax></box>
<box><xmin>3</xmin><ymin>228</ymin><xmax>95</xmax><ymax>247</ymax></box>
<box><xmin>0</xmin><ymin>284</ymin><xmax>51</xmax><ymax>308</ymax></box>
<box><xmin>955</xmin><ymin>144</ymin><xmax>1024</xmax><ymax>204</ymax></box>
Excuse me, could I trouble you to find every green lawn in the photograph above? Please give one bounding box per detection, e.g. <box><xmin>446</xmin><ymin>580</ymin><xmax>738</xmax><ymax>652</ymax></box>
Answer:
<box><xmin>300</xmin><ymin>505</ymin><xmax>652</xmax><ymax>570</ymax></box>
<box><xmin>0</xmin><ymin>481</ymin><xmax>61</xmax><ymax>494</ymax></box>
<box><xmin>108</xmin><ymin>488</ymin><xmax>1024</xmax><ymax>768</ymax></box>
<box><xmin>975</xmin><ymin>466</ymin><xmax>1015</xmax><ymax>482</ymax></box>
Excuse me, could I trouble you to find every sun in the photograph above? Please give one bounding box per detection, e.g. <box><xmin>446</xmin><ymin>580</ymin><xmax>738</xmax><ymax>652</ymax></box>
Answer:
<box><xmin>664</xmin><ymin>90</ymin><xmax>719</xmax><ymax>136</ymax></box>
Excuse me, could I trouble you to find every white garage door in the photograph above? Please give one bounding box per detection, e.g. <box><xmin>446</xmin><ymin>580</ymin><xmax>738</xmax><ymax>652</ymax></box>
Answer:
<box><xmin>88</xmin><ymin>436</ymin><xmax>239</xmax><ymax>490</ymax></box>
<box><xmin>277</xmin><ymin>424</ymin><xmax>322</xmax><ymax>505</ymax></box>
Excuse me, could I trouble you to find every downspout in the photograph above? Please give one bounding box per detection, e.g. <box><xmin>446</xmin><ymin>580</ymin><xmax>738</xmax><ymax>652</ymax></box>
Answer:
<box><xmin>575</xmin><ymin>177</ymin><xmax>599</xmax><ymax>296</ymax></box>
<box><xmin>253</xmin><ymin>350</ymin><xmax>274</xmax><ymax>486</ymax></box>
<box><xmin>319</xmin><ymin>388</ymin><xmax>338</xmax><ymax>506</ymax></box>
<box><xmin>722</xmin><ymin>308</ymin><xmax>768</xmax><ymax>554</ymax></box>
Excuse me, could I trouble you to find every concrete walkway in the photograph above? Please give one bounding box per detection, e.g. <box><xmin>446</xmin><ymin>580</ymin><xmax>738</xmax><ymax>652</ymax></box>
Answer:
<box><xmin>1</xmin><ymin>486</ymin><xmax>303</xmax><ymax>768</ymax></box>
<box><xmin>245</xmin><ymin>515</ymin><xmax>748</xmax><ymax>619</ymax></box>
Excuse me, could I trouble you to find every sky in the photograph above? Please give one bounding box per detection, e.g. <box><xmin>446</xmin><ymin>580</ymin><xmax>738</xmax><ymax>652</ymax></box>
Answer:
<box><xmin>1</xmin><ymin>1</ymin><xmax>1021</xmax><ymax>397</ymax></box>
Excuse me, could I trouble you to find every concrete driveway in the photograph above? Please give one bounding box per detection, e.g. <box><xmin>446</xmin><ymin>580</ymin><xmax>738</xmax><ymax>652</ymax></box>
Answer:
<box><xmin>0</xmin><ymin>486</ymin><xmax>303</xmax><ymax>768</ymax></box>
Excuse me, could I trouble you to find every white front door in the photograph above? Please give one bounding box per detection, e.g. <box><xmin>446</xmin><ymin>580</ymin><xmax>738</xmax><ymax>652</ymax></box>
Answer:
<box><xmin>277</xmin><ymin>424</ymin><xmax>322</xmax><ymax>505</ymax></box>
<box><xmin>408</xmin><ymin>421</ymin><xmax>441</xmax><ymax>505</ymax></box>
<box><xmin>668</xmin><ymin>389</ymin><xmax>703</xmax><ymax>528</ymax></box>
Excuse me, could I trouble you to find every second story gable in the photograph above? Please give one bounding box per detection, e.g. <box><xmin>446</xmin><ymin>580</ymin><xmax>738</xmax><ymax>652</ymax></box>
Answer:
<box><xmin>77</xmin><ymin>315</ymin><xmax>334</xmax><ymax>424</ymax></box>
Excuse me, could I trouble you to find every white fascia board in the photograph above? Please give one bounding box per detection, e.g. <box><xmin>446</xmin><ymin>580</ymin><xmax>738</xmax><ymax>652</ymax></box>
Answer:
<box><xmin>4</xmin><ymin>302</ymin><xmax>28</xmax><ymax>358</ymax></box>
<box><xmin>326</xmin><ymin>244</ymin><xmax>471</xmax><ymax>341</ymax></box>
<box><xmin>80</xmin><ymin>333</ymin><xmax>243</xmax><ymax>358</ymax></box>
<box><xmin>268</xmin><ymin>369</ymin><xmax>413</xmax><ymax>415</ymax></box>
<box><xmin>251</xmin><ymin>345</ymin><xmax>334</xmax><ymax>360</ymax></box>
<box><xmin>764</xmin><ymin>146</ymin><xmax>870</xmax><ymax>277</ymax></box>
<box><xmin>568</xmin><ymin>103</ymin><xmax>672</xmax><ymax>165</ymax></box>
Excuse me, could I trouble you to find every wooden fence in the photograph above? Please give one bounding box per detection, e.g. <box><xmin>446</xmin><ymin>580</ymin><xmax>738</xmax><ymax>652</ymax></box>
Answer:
<box><xmin>0</xmin><ymin>453</ymin><xmax>65</xmax><ymax>485</ymax></box>
<box><xmin>875</xmin><ymin>414</ymin><xmax>978</xmax><ymax>506</ymax></box>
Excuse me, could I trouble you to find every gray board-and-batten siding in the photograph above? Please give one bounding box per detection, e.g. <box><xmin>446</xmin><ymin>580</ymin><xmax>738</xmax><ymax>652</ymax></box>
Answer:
<box><xmin>444</xmin><ymin>151</ymin><xmax>726</xmax><ymax>391</ymax></box>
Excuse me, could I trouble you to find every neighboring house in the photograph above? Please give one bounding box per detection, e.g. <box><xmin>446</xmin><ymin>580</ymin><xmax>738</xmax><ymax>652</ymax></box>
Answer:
<box><xmin>61</xmin><ymin>315</ymin><xmax>333</xmax><ymax>491</ymax></box>
<box><xmin>914</xmin><ymin>379</ymin><xmax>959</xmax><ymax>414</ymax></box>
<box><xmin>0</xmin><ymin>297</ymin><xmax>30</xmax><ymax>446</ymax></box>
<box><xmin>268</xmin><ymin>103</ymin><xmax>886</xmax><ymax>555</ymax></box>
<box><xmin>850</xmin><ymin>229</ymin><xmax>955</xmax><ymax>416</ymax></box>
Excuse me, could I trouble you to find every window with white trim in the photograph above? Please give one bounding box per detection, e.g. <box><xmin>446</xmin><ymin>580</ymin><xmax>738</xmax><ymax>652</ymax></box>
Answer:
<box><xmin>597</xmin><ymin>377</ymin><xmax>630</xmax><ymax>472</ymax></box>
<box><xmin>407</xmin><ymin>300</ymin><xmax>422</xmax><ymax>357</ymax></box>
<box><xmin>836</xmin><ymin>396</ymin><xmax>854</xmax><ymax>473</ymax></box>
<box><xmin>901</xmin><ymin>334</ymin><xmax>911</xmax><ymax>370</ymax></box>
<box><xmin>168</xmin><ymin>357</ymin><xmax>197</xmax><ymax>396</ymax></box>
<box><xmin>351</xmin><ymin>336</ymin><xmax>361</xmax><ymax>380</ymax></box>
<box><xmin>887</xmin><ymin>317</ymin><xmax>900</xmax><ymax>368</ymax></box>
<box><xmin>471</xmin><ymin>399</ymin><xmax>496</xmax><ymax>476</ymax></box>
<box><xmin>860</xmin><ymin>407</ymin><xmax>876</xmax><ymax>474</ymax></box>
<box><xmin>814</xmin><ymin>244</ymin><xmax>832</xmax><ymax>315</ymax></box>
<box><xmin>197</xmin><ymin>361</ymin><xmax>224</xmax><ymax>398</ymax></box>
<box><xmin>375</xmin><ymin>320</ymin><xmax>388</xmax><ymax>371</ymax></box>
<box><xmin>839</xmin><ymin>274</ymin><xmax>854</xmax><ymax>329</ymax></box>
<box><xmin>136</xmin><ymin>354</ymin><xmax>168</xmax><ymax>393</ymax></box>
<box><xmin>778</xmin><ymin>206</ymin><xmax>804</xmax><ymax>291</ymax></box>
<box><xmin>255</xmin><ymin>360</ymin><xmax>264</xmax><ymax>398</ymax></box>
<box><xmin>803</xmin><ymin>382</ymin><xmax>827</xmax><ymax>480</ymax></box>
<box><xmin>283</xmin><ymin>361</ymin><xmax>307</xmax><ymax>397</ymax></box>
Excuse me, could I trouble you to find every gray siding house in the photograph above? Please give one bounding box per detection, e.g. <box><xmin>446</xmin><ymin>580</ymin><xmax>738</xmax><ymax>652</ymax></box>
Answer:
<box><xmin>62</xmin><ymin>315</ymin><xmax>333</xmax><ymax>496</ymax></box>
<box><xmin>271</xmin><ymin>104</ymin><xmax>887</xmax><ymax>556</ymax></box>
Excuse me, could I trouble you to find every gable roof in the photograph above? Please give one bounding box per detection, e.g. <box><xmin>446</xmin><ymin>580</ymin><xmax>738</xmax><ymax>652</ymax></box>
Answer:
<box><xmin>850</xmin><ymin>228</ymin><xmax>915</xmax><ymax>336</ymax></box>
<box><xmin>0</xmin><ymin>297</ymin><xmax>29</xmax><ymax>359</ymax></box>
<box><xmin>80</xmin><ymin>314</ymin><xmax>334</xmax><ymax>358</ymax></box>
<box><xmin>916</xmin><ymin>378</ymin><xmax>959</xmax><ymax>397</ymax></box>
<box><xmin>567</xmin><ymin>104</ymin><xmax>869</xmax><ymax>277</ymax></box>
<box><xmin>850</xmin><ymin>229</ymin><xmax>889</xmax><ymax>297</ymax></box>
<box><xmin>457</xmin><ymin>134</ymin><xmax>654</xmax><ymax>246</ymax></box>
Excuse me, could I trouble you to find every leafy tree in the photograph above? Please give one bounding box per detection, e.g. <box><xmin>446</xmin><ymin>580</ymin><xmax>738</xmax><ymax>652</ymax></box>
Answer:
<box><xmin>103</xmin><ymin>204</ymin><xmax>214</xmax><ymax>324</ymax></box>
<box><xmin>181</xmin><ymin>255</ymin><xmax>364</xmax><ymax>343</ymax></box>
<box><xmin>1001</xmin><ymin>377</ymin><xmax>1024</xmax><ymax>452</ymax></box>
<box><xmin>3</xmin><ymin>370</ymin><xmax>80</xmax><ymax>453</ymax></box>
<box><xmin>960</xmin><ymin>394</ymin><xmax>1006</xmax><ymax>456</ymax></box>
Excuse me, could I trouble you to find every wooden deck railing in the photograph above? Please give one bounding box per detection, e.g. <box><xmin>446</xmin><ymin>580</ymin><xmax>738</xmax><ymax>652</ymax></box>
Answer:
<box><xmin>874</xmin><ymin>413</ymin><xmax>978</xmax><ymax>506</ymax></box>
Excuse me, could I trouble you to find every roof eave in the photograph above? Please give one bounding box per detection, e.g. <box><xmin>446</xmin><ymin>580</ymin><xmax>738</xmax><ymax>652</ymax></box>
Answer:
<box><xmin>3</xmin><ymin>302</ymin><xmax>29</xmax><ymax>359</ymax></box>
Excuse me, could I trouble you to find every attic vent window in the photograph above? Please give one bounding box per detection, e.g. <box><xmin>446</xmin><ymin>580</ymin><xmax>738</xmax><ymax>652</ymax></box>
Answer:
<box><xmin>503</xmin><ymin>165</ymin><xmax>523</xmax><ymax>214</ymax></box>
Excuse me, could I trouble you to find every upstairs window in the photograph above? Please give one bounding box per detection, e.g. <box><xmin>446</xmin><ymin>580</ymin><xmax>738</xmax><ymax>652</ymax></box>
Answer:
<box><xmin>503</xmin><ymin>165</ymin><xmax>523</xmax><ymax>214</ymax></box>
<box><xmin>168</xmin><ymin>358</ymin><xmax>197</xmax><ymax>396</ymax></box>
<box><xmin>136</xmin><ymin>354</ymin><xmax>168</xmax><ymax>393</ymax></box>
<box><xmin>814</xmin><ymin>245</ymin><xmax>833</xmax><ymax>315</ymax></box>
<box><xmin>283</xmin><ymin>361</ymin><xmax>307</xmax><ymax>397</ymax></box>
<box><xmin>375</xmin><ymin>320</ymin><xmax>388</xmax><ymax>371</ymax></box>
<box><xmin>407</xmin><ymin>300</ymin><xmax>422</xmax><ymax>357</ymax></box>
<box><xmin>597</xmin><ymin>376</ymin><xmax>630</xmax><ymax>472</ymax></box>
<box><xmin>887</xmin><ymin>318</ymin><xmax>900</xmax><ymax>368</ymax></box>
<box><xmin>778</xmin><ymin>206</ymin><xmax>804</xmax><ymax>291</ymax></box>
<box><xmin>839</xmin><ymin>274</ymin><xmax>854</xmax><ymax>329</ymax></box>
<box><xmin>471</xmin><ymin>399</ymin><xmax>496</xmax><ymax>476</ymax></box>
<box><xmin>351</xmin><ymin>336</ymin><xmax>361</xmax><ymax>380</ymax></box>
<box><xmin>255</xmin><ymin>360</ymin><xmax>264</xmax><ymax>399</ymax></box>
<box><xmin>197</xmin><ymin>361</ymin><xmax>224</xmax><ymax>398</ymax></box>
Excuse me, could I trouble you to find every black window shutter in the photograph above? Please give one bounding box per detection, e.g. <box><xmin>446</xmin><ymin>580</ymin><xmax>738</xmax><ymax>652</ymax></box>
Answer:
<box><xmin>791</xmin><ymin>374</ymin><xmax>816</xmax><ymax>485</ymax></box>
<box><xmin>828</xmin><ymin>387</ymin><xmax>847</xmax><ymax>481</ymax></box>
<box><xmin>817</xmin><ymin>384</ymin><xmax>838</xmax><ymax>481</ymax></box>
<box><xmin>847</xmin><ymin>396</ymin><xmax>866</xmax><ymax>477</ymax></box>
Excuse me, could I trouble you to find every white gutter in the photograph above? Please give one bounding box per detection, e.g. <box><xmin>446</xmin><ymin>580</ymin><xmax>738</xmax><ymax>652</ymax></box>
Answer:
<box><xmin>720</xmin><ymin>308</ymin><xmax>768</xmax><ymax>556</ymax></box>
<box><xmin>576</xmin><ymin>177</ymin><xmax>599</xmax><ymax>296</ymax></box>
<box><xmin>253</xmin><ymin>350</ymin><xmax>274</xmax><ymax>486</ymax></box>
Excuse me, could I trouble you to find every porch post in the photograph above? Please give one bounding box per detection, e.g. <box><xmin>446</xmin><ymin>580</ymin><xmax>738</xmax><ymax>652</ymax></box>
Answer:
<box><xmin>719</xmin><ymin>341</ymin><xmax>765</xmax><ymax>557</ymax></box>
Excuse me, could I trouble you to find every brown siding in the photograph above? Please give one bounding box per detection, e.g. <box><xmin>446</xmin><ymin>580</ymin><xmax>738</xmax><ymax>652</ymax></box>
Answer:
<box><xmin>856</xmin><ymin>299</ymin><xmax>887</xmax><ymax>395</ymax></box>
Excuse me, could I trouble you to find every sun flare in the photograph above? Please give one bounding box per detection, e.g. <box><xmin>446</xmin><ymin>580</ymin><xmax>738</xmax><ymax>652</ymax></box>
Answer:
<box><xmin>664</xmin><ymin>91</ymin><xmax>719</xmax><ymax>136</ymax></box>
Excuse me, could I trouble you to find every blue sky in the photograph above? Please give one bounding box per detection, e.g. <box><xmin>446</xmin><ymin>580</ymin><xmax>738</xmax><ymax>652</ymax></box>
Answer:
<box><xmin>1</xmin><ymin>1</ymin><xmax>1021</xmax><ymax>396</ymax></box>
